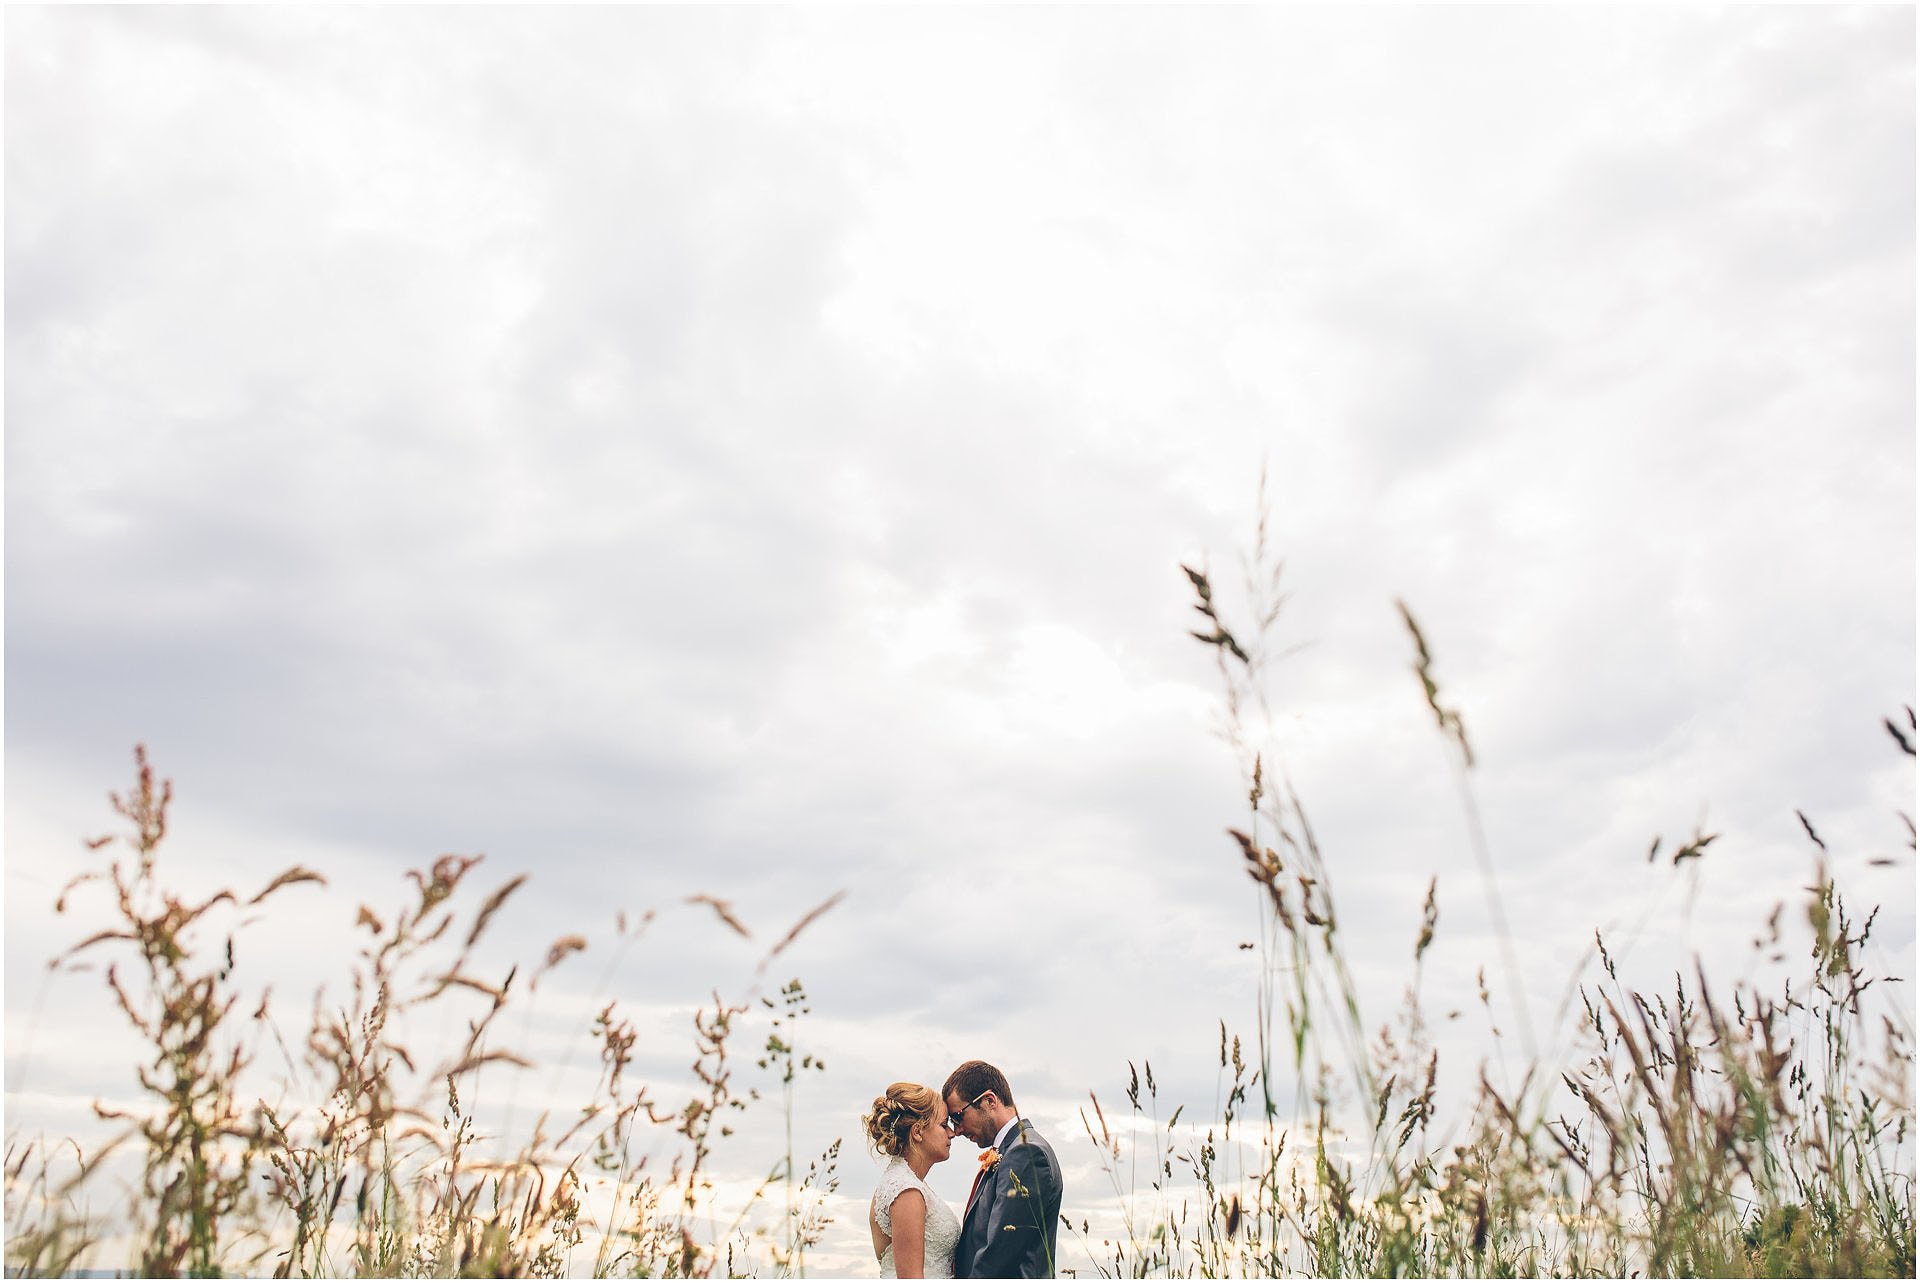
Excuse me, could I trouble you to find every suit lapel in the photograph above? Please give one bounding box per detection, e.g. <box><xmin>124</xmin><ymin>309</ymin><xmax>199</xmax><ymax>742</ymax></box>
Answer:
<box><xmin>966</xmin><ymin>1119</ymin><xmax>1025</xmax><ymax>1219</ymax></box>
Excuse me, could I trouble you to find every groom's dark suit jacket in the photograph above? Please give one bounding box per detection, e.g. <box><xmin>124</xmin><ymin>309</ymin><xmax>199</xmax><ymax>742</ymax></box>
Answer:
<box><xmin>955</xmin><ymin>1118</ymin><xmax>1063</xmax><ymax>1279</ymax></box>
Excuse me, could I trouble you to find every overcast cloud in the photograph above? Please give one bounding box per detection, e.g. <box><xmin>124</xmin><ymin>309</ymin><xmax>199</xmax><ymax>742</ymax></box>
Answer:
<box><xmin>6</xmin><ymin>7</ymin><xmax>1914</xmax><ymax>1275</ymax></box>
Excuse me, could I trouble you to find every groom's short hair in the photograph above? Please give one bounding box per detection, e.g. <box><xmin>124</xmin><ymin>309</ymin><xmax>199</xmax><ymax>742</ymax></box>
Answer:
<box><xmin>944</xmin><ymin>1060</ymin><xmax>1014</xmax><ymax>1110</ymax></box>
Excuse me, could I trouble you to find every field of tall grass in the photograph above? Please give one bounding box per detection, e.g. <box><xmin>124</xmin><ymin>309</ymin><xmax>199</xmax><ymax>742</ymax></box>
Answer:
<box><xmin>6</xmin><ymin>516</ymin><xmax>1913</xmax><ymax>1278</ymax></box>
<box><xmin>1067</xmin><ymin>522</ymin><xmax>1913</xmax><ymax>1279</ymax></box>
<box><xmin>4</xmin><ymin>749</ymin><xmax>846</xmax><ymax>1279</ymax></box>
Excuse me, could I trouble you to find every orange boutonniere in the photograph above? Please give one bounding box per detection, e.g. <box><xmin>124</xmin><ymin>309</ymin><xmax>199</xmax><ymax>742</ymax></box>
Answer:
<box><xmin>979</xmin><ymin>1147</ymin><xmax>1001</xmax><ymax>1172</ymax></box>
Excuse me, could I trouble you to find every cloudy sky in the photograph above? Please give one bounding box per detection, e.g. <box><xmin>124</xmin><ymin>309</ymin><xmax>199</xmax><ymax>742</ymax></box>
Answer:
<box><xmin>6</xmin><ymin>6</ymin><xmax>1914</xmax><ymax>1275</ymax></box>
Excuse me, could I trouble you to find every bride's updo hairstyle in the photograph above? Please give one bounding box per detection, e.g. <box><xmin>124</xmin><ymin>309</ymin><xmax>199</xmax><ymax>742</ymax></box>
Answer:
<box><xmin>863</xmin><ymin>1082</ymin><xmax>939</xmax><ymax>1158</ymax></box>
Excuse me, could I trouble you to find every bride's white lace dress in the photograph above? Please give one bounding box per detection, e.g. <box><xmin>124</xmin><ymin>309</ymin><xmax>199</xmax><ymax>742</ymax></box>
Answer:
<box><xmin>872</xmin><ymin>1157</ymin><xmax>960</xmax><ymax>1278</ymax></box>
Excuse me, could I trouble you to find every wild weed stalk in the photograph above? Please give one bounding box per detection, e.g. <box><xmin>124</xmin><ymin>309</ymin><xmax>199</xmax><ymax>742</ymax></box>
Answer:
<box><xmin>1083</xmin><ymin>512</ymin><xmax>1913</xmax><ymax>1278</ymax></box>
<box><xmin>5</xmin><ymin>747</ymin><xmax>845</xmax><ymax>1278</ymax></box>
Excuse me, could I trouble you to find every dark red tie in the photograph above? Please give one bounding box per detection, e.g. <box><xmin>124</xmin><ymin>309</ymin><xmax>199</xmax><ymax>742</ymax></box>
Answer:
<box><xmin>966</xmin><ymin>1165</ymin><xmax>986</xmax><ymax>1212</ymax></box>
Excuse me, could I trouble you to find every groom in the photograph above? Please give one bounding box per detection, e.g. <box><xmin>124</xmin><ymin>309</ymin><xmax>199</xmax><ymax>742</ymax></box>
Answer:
<box><xmin>943</xmin><ymin>1060</ymin><xmax>1063</xmax><ymax>1279</ymax></box>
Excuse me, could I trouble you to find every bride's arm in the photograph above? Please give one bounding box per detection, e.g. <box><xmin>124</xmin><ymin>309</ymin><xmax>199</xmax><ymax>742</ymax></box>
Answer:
<box><xmin>889</xmin><ymin>1188</ymin><xmax>927</xmax><ymax>1279</ymax></box>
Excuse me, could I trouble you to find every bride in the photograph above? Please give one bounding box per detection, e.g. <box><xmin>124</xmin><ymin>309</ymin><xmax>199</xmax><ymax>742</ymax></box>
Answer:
<box><xmin>863</xmin><ymin>1082</ymin><xmax>961</xmax><ymax>1278</ymax></box>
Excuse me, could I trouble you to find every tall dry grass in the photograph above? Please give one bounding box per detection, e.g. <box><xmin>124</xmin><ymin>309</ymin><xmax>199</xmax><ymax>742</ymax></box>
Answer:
<box><xmin>5</xmin><ymin>747</ymin><xmax>842</xmax><ymax>1278</ymax></box>
<box><xmin>1071</xmin><ymin>503</ymin><xmax>1913</xmax><ymax>1278</ymax></box>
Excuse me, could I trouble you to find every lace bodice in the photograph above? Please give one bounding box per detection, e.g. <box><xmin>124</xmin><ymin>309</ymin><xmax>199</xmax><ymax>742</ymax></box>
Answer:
<box><xmin>872</xmin><ymin>1158</ymin><xmax>959</xmax><ymax>1278</ymax></box>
